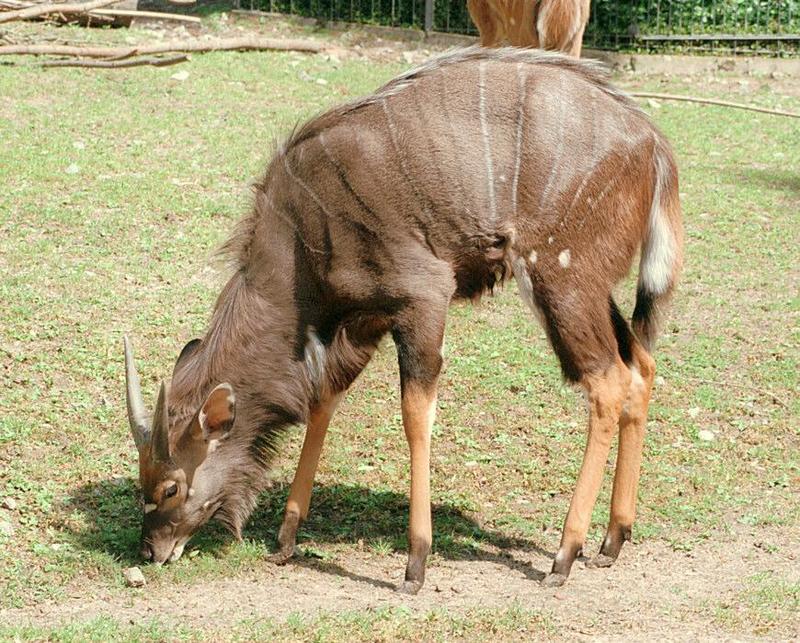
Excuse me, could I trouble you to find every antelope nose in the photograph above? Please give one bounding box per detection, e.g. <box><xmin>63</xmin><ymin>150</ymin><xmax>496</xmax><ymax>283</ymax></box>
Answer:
<box><xmin>141</xmin><ymin>543</ymin><xmax>153</xmax><ymax>561</ymax></box>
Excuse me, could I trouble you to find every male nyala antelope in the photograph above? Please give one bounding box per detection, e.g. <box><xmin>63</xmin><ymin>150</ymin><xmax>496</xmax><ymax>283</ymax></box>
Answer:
<box><xmin>468</xmin><ymin>0</ymin><xmax>591</xmax><ymax>57</ymax></box>
<box><xmin>124</xmin><ymin>47</ymin><xmax>682</xmax><ymax>591</ymax></box>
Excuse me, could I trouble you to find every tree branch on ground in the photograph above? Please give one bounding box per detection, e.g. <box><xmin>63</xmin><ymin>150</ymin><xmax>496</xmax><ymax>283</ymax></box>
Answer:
<box><xmin>0</xmin><ymin>35</ymin><xmax>326</xmax><ymax>57</ymax></box>
<box><xmin>0</xmin><ymin>0</ymin><xmax>119</xmax><ymax>24</ymax></box>
<box><xmin>631</xmin><ymin>92</ymin><xmax>800</xmax><ymax>119</ymax></box>
<box><xmin>39</xmin><ymin>53</ymin><xmax>188</xmax><ymax>67</ymax></box>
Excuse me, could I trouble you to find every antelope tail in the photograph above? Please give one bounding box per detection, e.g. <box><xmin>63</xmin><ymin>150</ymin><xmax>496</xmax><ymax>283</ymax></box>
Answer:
<box><xmin>632</xmin><ymin>140</ymin><xmax>684</xmax><ymax>352</ymax></box>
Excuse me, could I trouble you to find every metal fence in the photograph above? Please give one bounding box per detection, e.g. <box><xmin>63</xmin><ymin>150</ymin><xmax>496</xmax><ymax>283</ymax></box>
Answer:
<box><xmin>239</xmin><ymin>0</ymin><xmax>800</xmax><ymax>55</ymax></box>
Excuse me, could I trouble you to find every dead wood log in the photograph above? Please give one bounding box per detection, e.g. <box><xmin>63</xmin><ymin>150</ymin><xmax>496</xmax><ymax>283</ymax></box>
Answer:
<box><xmin>88</xmin><ymin>8</ymin><xmax>200</xmax><ymax>23</ymax></box>
<box><xmin>0</xmin><ymin>35</ymin><xmax>326</xmax><ymax>57</ymax></box>
<box><xmin>40</xmin><ymin>53</ymin><xmax>188</xmax><ymax>67</ymax></box>
<box><xmin>0</xmin><ymin>0</ymin><xmax>119</xmax><ymax>23</ymax></box>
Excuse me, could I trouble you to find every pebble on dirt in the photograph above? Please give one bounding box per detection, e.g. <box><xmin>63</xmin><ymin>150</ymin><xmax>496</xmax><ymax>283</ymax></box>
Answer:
<box><xmin>123</xmin><ymin>566</ymin><xmax>146</xmax><ymax>588</ymax></box>
<box><xmin>1</xmin><ymin>498</ymin><xmax>16</xmax><ymax>511</ymax></box>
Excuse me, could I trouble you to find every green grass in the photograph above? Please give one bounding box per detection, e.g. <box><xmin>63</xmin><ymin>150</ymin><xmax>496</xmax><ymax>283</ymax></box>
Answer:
<box><xmin>0</xmin><ymin>604</ymin><xmax>554</xmax><ymax>642</ymax></box>
<box><xmin>0</xmin><ymin>18</ymin><xmax>799</xmax><ymax>640</ymax></box>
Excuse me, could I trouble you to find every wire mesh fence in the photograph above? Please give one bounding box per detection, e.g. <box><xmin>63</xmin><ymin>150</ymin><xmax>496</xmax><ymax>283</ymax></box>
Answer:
<box><xmin>236</xmin><ymin>0</ymin><xmax>800</xmax><ymax>55</ymax></box>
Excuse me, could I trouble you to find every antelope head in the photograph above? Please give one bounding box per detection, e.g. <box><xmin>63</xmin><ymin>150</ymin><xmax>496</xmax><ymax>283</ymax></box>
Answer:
<box><xmin>124</xmin><ymin>336</ymin><xmax>236</xmax><ymax>564</ymax></box>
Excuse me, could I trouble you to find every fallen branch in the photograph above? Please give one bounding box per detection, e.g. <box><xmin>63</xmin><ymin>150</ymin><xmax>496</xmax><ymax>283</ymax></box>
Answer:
<box><xmin>631</xmin><ymin>91</ymin><xmax>800</xmax><ymax>119</ymax></box>
<box><xmin>40</xmin><ymin>53</ymin><xmax>188</xmax><ymax>67</ymax></box>
<box><xmin>0</xmin><ymin>35</ymin><xmax>326</xmax><ymax>57</ymax></box>
<box><xmin>88</xmin><ymin>8</ymin><xmax>201</xmax><ymax>23</ymax></box>
<box><xmin>0</xmin><ymin>0</ymin><xmax>119</xmax><ymax>24</ymax></box>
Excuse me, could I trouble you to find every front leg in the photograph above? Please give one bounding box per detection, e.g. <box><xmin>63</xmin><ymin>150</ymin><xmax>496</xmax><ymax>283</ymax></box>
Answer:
<box><xmin>392</xmin><ymin>301</ymin><xmax>448</xmax><ymax>595</ymax></box>
<box><xmin>271</xmin><ymin>393</ymin><xmax>342</xmax><ymax>564</ymax></box>
<box><xmin>398</xmin><ymin>382</ymin><xmax>438</xmax><ymax>594</ymax></box>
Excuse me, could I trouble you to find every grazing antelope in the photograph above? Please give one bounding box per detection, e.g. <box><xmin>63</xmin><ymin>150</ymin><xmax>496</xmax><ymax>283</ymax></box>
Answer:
<box><xmin>124</xmin><ymin>47</ymin><xmax>682</xmax><ymax>591</ymax></box>
<box><xmin>468</xmin><ymin>0</ymin><xmax>591</xmax><ymax>56</ymax></box>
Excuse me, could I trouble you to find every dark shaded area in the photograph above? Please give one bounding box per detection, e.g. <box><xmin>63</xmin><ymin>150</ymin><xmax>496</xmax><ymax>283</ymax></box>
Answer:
<box><xmin>65</xmin><ymin>478</ymin><xmax>552</xmax><ymax>583</ymax></box>
<box><xmin>726</xmin><ymin>167</ymin><xmax>800</xmax><ymax>196</ymax></box>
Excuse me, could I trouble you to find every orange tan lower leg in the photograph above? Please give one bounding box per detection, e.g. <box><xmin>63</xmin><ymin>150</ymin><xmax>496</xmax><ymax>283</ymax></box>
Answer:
<box><xmin>590</xmin><ymin>346</ymin><xmax>655</xmax><ymax>568</ymax></box>
<box><xmin>399</xmin><ymin>383</ymin><xmax>437</xmax><ymax>595</ymax></box>
<box><xmin>543</xmin><ymin>359</ymin><xmax>630</xmax><ymax>587</ymax></box>
<box><xmin>273</xmin><ymin>394</ymin><xmax>342</xmax><ymax>563</ymax></box>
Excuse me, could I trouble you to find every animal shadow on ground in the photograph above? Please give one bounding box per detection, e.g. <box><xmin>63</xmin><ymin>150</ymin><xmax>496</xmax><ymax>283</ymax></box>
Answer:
<box><xmin>729</xmin><ymin>167</ymin><xmax>800</xmax><ymax>195</ymax></box>
<box><xmin>66</xmin><ymin>478</ymin><xmax>553</xmax><ymax>585</ymax></box>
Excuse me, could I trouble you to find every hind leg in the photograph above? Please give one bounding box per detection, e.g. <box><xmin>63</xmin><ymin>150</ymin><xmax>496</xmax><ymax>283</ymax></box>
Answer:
<box><xmin>543</xmin><ymin>357</ymin><xmax>630</xmax><ymax>587</ymax></box>
<box><xmin>515</xmin><ymin>278</ymin><xmax>632</xmax><ymax>588</ymax></box>
<box><xmin>587</xmin><ymin>341</ymin><xmax>655</xmax><ymax>569</ymax></box>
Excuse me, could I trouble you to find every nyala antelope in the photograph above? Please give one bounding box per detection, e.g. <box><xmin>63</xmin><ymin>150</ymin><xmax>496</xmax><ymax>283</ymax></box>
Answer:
<box><xmin>468</xmin><ymin>0</ymin><xmax>591</xmax><ymax>56</ymax></box>
<box><xmin>124</xmin><ymin>47</ymin><xmax>682</xmax><ymax>591</ymax></box>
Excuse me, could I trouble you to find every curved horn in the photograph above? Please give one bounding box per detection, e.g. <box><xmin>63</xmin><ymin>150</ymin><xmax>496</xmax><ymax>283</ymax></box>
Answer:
<box><xmin>124</xmin><ymin>335</ymin><xmax>150</xmax><ymax>451</ymax></box>
<box><xmin>150</xmin><ymin>381</ymin><xmax>171</xmax><ymax>463</ymax></box>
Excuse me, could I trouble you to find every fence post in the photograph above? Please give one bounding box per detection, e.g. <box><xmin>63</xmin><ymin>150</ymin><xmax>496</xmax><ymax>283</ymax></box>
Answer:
<box><xmin>424</xmin><ymin>0</ymin><xmax>434</xmax><ymax>33</ymax></box>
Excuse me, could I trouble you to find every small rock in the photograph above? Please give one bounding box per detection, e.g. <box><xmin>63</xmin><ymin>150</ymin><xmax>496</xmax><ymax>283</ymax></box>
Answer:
<box><xmin>188</xmin><ymin>549</ymin><xmax>200</xmax><ymax>559</ymax></box>
<box><xmin>554</xmin><ymin>591</ymin><xmax>568</xmax><ymax>600</ymax></box>
<box><xmin>402</xmin><ymin>51</ymin><xmax>414</xmax><ymax>64</ymax></box>
<box><xmin>688</xmin><ymin>407</ymin><xmax>700</xmax><ymax>419</ymax></box>
<box><xmin>698</xmin><ymin>430</ymin><xmax>715</xmax><ymax>442</ymax></box>
<box><xmin>298</xmin><ymin>70</ymin><xmax>313</xmax><ymax>82</ymax></box>
<box><xmin>0</xmin><ymin>521</ymin><xmax>14</xmax><ymax>537</ymax></box>
<box><xmin>647</xmin><ymin>98</ymin><xmax>661</xmax><ymax>109</ymax></box>
<box><xmin>654</xmin><ymin>375</ymin><xmax>666</xmax><ymax>387</ymax></box>
<box><xmin>315</xmin><ymin>78</ymin><xmax>328</xmax><ymax>86</ymax></box>
<box><xmin>72</xmin><ymin>141</ymin><xmax>86</xmax><ymax>150</ymax></box>
<box><xmin>464</xmin><ymin>460</ymin><xmax>478</xmax><ymax>468</ymax></box>
<box><xmin>170</xmin><ymin>70</ymin><xmax>190</xmax><ymax>82</ymax></box>
<box><xmin>65</xmin><ymin>163</ymin><xmax>80</xmax><ymax>175</ymax></box>
<box><xmin>123</xmin><ymin>566</ymin><xmax>146</xmax><ymax>588</ymax></box>
<box><xmin>1</xmin><ymin>498</ymin><xmax>16</xmax><ymax>511</ymax></box>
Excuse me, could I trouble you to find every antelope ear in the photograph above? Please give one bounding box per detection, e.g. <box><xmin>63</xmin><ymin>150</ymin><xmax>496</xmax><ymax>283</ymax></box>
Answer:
<box><xmin>173</xmin><ymin>338</ymin><xmax>202</xmax><ymax>377</ymax></box>
<box><xmin>195</xmin><ymin>383</ymin><xmax>235</xmax><ymax>442</ymax></box>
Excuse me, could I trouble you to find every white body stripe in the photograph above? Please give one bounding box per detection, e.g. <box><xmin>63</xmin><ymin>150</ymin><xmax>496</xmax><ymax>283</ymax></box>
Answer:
<box><xmin>511</xmin><ymin>62</ymin><xmax>527</xmax><ymax>217</ymax></box>
<box><xmin>478</xmin><ymin>62</ymin><xmax>497</xmax><ymax>223</ymax></box>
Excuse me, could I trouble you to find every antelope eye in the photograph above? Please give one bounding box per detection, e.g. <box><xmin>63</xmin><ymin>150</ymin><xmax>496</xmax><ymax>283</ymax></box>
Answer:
<box><xmin>164</xmin><ymin>483</ymin><xmax>178</xmax><ymax>499</ymax></box>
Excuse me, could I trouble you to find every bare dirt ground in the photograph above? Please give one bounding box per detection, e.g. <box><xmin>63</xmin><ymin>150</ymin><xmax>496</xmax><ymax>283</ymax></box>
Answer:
<box><xmin>3</xmin><ymin>524</ymin><xmax>798</xmax><ymax>639</ymax></box>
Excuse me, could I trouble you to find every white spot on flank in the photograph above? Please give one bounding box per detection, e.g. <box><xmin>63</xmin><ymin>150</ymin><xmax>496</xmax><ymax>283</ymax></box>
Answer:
<box><xmin>558</xmin><ymin>249</ymin><xmax>571</xmax><ymax>268</ymax></box>
<box><xmin>144</xmin><ymin>503</ymin><xmax>157</xmax><ymax>514</ymax></box>
<box><xmin>528</xmin><ymin>250</ymin><xmax>537</xmax><ymax>264</ymax></box>
<box><xmin>478</xmin><ymin>62</ymin><xmax>497</xmax><ymax>223</ymax></box>
<box><xmin>548</xmin><ymin>236</ymin><xmax>554</xmax><ymax>244</ymax></box>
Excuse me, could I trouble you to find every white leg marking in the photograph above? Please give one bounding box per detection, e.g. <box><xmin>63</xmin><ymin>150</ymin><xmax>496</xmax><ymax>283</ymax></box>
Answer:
<box><xmin>304</xmin><ymin>328</ymin><xmax>327</xmax><ymax>392</ymax></box>
<box><xmin>479</xmin><ymin>62</ymin><xmax>497</xmax><ymax>224</ymax></box>
<box><xmin>512</xmin><ymin>256</ymin><xmax>546</xmax><ymax>329</ymax></box>
<box><xmin>511</xmin><ymin>62</ymin><xmax>526</xmax><ymax>217</ymax></box>
<box><xmin>558</xmin><ymin>249</ymin><xmax>571</xmax><ymax>268</ymax></box>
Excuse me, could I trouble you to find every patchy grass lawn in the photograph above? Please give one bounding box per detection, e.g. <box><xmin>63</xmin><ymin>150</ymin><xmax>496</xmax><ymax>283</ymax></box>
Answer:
<box><xmin>0</xmin><ymin>17</ymin><xmax>798</xmax><ymax>641</ymax></box>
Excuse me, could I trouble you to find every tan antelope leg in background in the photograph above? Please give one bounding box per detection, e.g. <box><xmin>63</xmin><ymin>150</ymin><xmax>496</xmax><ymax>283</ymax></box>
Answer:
<box><xmin>589</xmin><ymin>343</ymin><xmax>656</xmax><ymax>568</ymax></box>
<box><xmin>272</xmin><ymin>393</ymin><xmax>343</xmax><ymax>563</ymax></box>
<box><xmin>399</xmin><ymin>382</ymin><xmax>438</xmax><ymax>595</ymax></box>
<box><xmin>543</xmin><ymin>358</ymin><xmax>631</xmax><ymax>587</ymax></box>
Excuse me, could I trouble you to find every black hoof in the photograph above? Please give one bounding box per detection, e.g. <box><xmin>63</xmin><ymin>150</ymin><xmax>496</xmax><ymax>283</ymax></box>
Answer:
<box><xmin>586</xmin><ymin>553</ymin><xmax>616</xmax><ymax>569</ymax></box>
<box><xmin>397</xmin><ymin>580</ymin><xmax>423</xmax><ymax>595</ymax></box>
<box><xmin>541</xmin><ymin>572</ymin><xmax>567</xmax><ymax>588</ymax></box>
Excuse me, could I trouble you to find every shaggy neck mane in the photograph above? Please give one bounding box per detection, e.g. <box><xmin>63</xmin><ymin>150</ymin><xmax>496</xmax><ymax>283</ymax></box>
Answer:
<box><xmin>168</xmin><ymin>190</ymin><xmax>317</xmax><ymax>535</ymax></box>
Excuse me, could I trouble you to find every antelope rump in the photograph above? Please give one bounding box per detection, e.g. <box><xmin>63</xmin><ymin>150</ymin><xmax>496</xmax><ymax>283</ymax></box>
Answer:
<box><xmin>124</xmin><ymin>47</ymin><xmax>683</xmax><ymax>591</ymax></box>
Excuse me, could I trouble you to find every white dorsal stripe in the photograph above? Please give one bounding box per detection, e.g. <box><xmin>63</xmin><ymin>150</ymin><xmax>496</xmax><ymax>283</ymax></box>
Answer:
<box><xmin>478</xmin><ymin>62</ymin><xmax>497</xmax><ymax>224</ymax></box>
